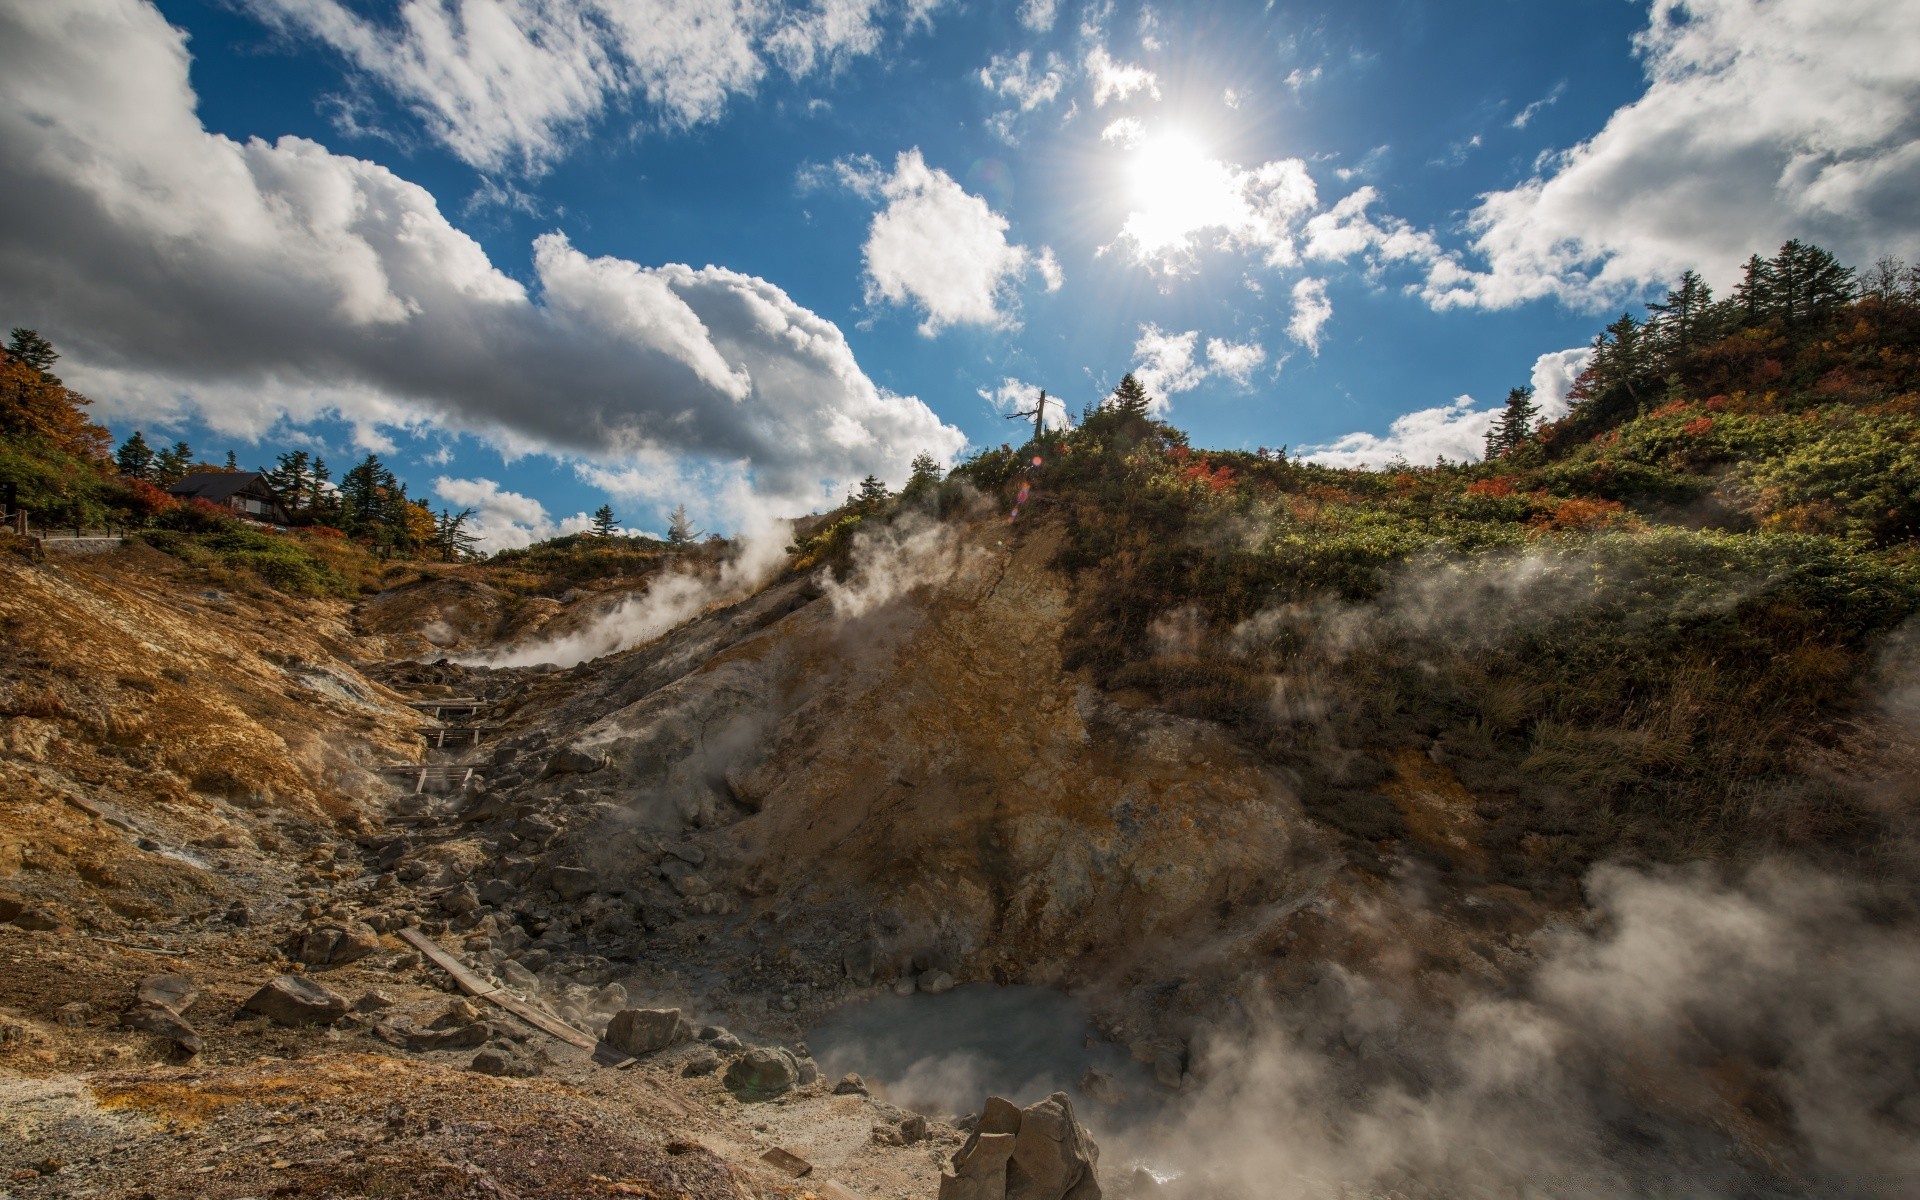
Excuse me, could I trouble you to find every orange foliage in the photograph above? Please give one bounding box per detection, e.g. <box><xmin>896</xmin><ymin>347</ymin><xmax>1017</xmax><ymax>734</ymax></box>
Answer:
<box><xmin>1650</xmin><ymin>399</ymin><xmax>1694</xmax><ymax>419</ymax></box>
<box><xmin>1533</xmin><ymin>496</ymin><xmax>1628</xmax><ymax>532</ymax></box>
<box><xmin>0</xmin><ymin>352</ymin><xmax>111</xmax><ymax>458</ymax></box>
<box><xmin>1465</xmin><ymin>476</ymin><xmax>1517</xmax><ymax>498</ymax></box>
<box><xmin>1682</xmin><ymin>416</ymin><xmax>1714</xmax><ymax>436</ymax></box>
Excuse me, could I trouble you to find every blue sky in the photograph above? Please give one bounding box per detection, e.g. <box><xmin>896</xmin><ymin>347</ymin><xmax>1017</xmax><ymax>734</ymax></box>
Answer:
<box><xmin>3</xmin><ymin>0</ymin><xmax>1915</xmax><ymax>547</ymax></box>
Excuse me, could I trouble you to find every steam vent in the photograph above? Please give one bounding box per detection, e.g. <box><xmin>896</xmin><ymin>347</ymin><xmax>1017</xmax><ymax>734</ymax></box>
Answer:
<box><xmin>5</xmin><ymin>0</ymin><xmax>1920</xmax><ymax>1195</ymax></box>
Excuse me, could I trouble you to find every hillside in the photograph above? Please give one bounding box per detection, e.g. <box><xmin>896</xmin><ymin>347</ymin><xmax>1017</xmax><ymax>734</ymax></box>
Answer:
<box><xmin>3</xmin><ymin>251</ymin><xmax>1920</xmax><ymax>1198</ymax></box>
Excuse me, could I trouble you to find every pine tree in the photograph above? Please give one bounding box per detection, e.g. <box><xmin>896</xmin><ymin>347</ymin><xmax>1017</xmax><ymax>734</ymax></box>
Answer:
<box><xmin>6</xmin><ymin>329</ymin><xmax>59</xmax><ymax>381</ymax></box>
<box><xmin>855</xmin><ymin>474</ymin><xmax>890</xmax><ymax>512</ymax></box>
<box><xmin>1108</xmin><ymin>373</ymin><xmax>1152</xmax><ymax>420</ymax></box>
<box><xmin>266</xmin><ymin>450</ymin><xmax>315</xmax><ymax>516</ymax></box>
<box><xmin>1771</xmin><ymin>239</ymin><xmax>1855</xmax><ymax>328</ymax></box>
<box><xmin>339</xmin><ymin>454</ymin><xmax>393</xmax><ymax>537</ymax></box>
<box><xmin>115</xmin><ymin>431</ymin><xmax>156</xmax><ymax>480</ymax></box>
<box><xmin>1732</xmin><ymin>253</ymin><xmax>1773</xmax><ymax>325</ymax></box>
<box><xmin>666</xmin><ymin>503</ymin><xmax>699</xmax><ymax>547</ymax></box>
<box><xmin>434</xmin><ymin>507</ymin><xmax>479</xmax><ymax>561</ymax></box>
<box><xmin>1647</xmin><ymin>270</ymin><xmax>1713</xmax><ymax>359</ymax></box>
<box><xmin>155</xmin><ymin>440</ymin><xmax>194</xmax><ymax>486</ymax></box>
<box><xmin>901</xmin><ymin>451</ymin><xmax>944</xmax><ymax>505</ymax></box>
<box><xmin>591</xmin><ymin>504</ymin><xmax>619</xmax><ymax>537</ymax></box>
<box><xmin>1483</xmin><ymin>386</ymin><xmax>1540</xmax><ymax>459</ymax></box>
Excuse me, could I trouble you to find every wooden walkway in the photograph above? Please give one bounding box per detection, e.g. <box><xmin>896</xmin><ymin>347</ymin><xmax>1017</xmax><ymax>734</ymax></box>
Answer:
<box><xmin>378</xmin><ymin>764</ymin><xmax>480</xmax><ymax>793</ymax></box>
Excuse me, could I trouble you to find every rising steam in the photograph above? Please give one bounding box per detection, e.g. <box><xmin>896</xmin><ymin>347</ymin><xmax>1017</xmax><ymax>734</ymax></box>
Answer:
<box><xmin>462</xmin><ymin>519</ymin><xmax>792</xmax><ymax>669</ymax></box>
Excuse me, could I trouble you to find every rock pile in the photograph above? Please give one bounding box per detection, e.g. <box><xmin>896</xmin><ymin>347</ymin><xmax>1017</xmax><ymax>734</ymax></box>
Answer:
<box><xmin>939</xmin><ymin>1093</ymin><xmax>1101</xmax><ymax>1200</ymax></box>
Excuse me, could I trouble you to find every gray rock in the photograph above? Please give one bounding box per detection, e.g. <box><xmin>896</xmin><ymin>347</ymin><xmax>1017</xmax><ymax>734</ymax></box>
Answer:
<box><xmin>353</xmin><ymin>991</ymin><xmax>396</xmax><ymax>1013</ymax></box>
<box><xmin>1078</xmin><ymin>1068</ymin><xmax>1125</xmax><ymax>1106</ymax></box>
<box><xmin>663</xmin><ymin>841</ymin><xmax>706</xmax><ymax>866</ymax></box>
<box><xmin>681</xmin><ymin>1048</ymin><xmax>722</xmax><ymax>1076</ymax></box>
<box><xmin>288</xmin><ymin>920</ymin><xmax>381</xmax><ymax>967</ymax></box>
<box><xmin>550</xmin><ymin>867</ymin><xmax>596</xmax><ymax>901</ymax></box>
<box><xmin>120</xmin><ymin>1002</ymin><xmax>203</xmax><ymax>1057</ymax></box>
<box><xmin>478</xmin><ymin>879</ymin><xmax>517</xmax><ymax>907</ymax></box>
<box><xmin>241</xmin><ymin>975</ymin><xmax>349</xmax><ymax>1026</ymax></box>
<box><xmin>397</xmin><ymin>1021</ymin><xmax>492</xmax><ymax>1052</ymax></box>
<box><xmin>543</xmin><ymin>746</ymin><xmax>608</xmax><ymax>776</ymax></box>
<box><xmin>658</xmin><ymin>859</ymin><xmax>710</xmax><ymax>898</ymax></box>
<box><xmin>900</xmin><ymin>1113</ymin><xmax>929</xmax><ymax>1144</ymax></box>
<box><xmin>939</xmin><ymin>1093</ymin><xmax>1100</xmax><ymax>1200</ymax></box>
<box><xmin>833</xmin><ymin>1072</ymin><xmax>869</xmax><ymax>1096</ymax></box>
<box><xmin>11</xmin><ymin>907</ymin><xmax>65</xmax><ymax>932</ymax></box>
<box><xmin>918</xmin><ymin>969</ymin><xmax>957</xmax><ymax>995</ymax></box>
<box><xmin>723</xmin><ymin>1047</ymin><xmax>801</xmax><ymax>1098</ymax></box>
<box><xmin>55</xmin><ymin>1002</ymin><xmax>93</xmax><ymax>1027</ymax></box>
<box><xmin>501</xmin><ymin>960</ymin><xmax>539</xmax><ymax>991</ymax></box>
<box><xmin>470</xmin><ymin>1048</ymin><xmax>541</xmax><ymax>1077</ymax></box>
<box><xmin>1152</xmin><ymin>1051</ymin><xmax>1184</xmax><ymax>1091</ymax></box>
<box><xmin>842</xmin><ymin>941</ymin><xmax>877</xmax><ymax>986</ymax></box>
<box><xmin>604</xmin><ymin>1007</ymin><xmax>693</xmax><ymax>1056</ymax></box>
<box><xmin>135</xmin><ymin>974</ymin><xmax>198</xmax><ymax>1012</ymax></box>
<box><xmin>439</xmin><ymin>884</ymin><xmax>480</xmax><ymax>917</ymax></box>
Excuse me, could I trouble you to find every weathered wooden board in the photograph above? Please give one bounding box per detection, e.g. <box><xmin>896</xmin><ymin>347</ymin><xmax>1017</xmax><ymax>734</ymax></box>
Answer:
<box><xmin>760</xmin><ymin>1148</ymin><xmax>814</xmax><ymax>1178</ymax></box>
<box><xmin>397</xmin><ymin>927</ymin><xmax>599</xmax><ymax>1052</ymax></box>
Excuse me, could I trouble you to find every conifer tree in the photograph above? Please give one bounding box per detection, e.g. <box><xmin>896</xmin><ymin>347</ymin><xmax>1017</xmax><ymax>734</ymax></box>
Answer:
<box><xmin>666</xmin><ymin>503</ymin><xmax>699</xmax><ymax>547</ymax></box>
<box><xmin>115</xmin><ymin>431</ymin><xmax>156</xmax><ymax>480</ymax></box>
<box><xmin>1108</xmin><ymin>373</ymin><xmax>1152</xmax><ymax>420</ymax></box>
<box><xmin>1732</xmin><ymin>253</ymin><xmax>1773</xmax><ymax>325</ymax></box>
<box><xmin>591</xmin><ymin>504</ymin><xmax>619</xmax><ymax>537</ymax></box>
<box><xmin>1647</xmin><ymin>270</ymin><xmax>1713</xmax><ymax>357</ymax></box>
<box><xmin>6</xmin><ymin>329</ymin><xmax>59</xmax><ymax>381</ymax></box>
<box><xmin>266</xmin><ymin>450</ymin><xmax>315</xmax><ymax>516</ymax></box>
<box><xmin>1483</xmin><ymin>386</ymin><xmax>1539</xmax><ymax>459</ymax></box>
<box><xmin>434</xmin><ymin>507</ymin><xmax>479</xmax><ymax>561</ymax></box>
<box><xmin>155</xmin><ymin>440</ymin><xmax>194</xmax><ymax>485</ymax></box>
<box><xmin>855</xmin><ymin>474</ymin><xmax>890</xmax><ymax>511</ymax></box>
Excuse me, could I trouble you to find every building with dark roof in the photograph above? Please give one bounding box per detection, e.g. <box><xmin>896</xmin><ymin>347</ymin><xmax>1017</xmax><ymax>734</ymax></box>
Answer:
<box><xmin>167</xmin><ymin>472</ymin><xmax>291</xmax><ymax>524</ymax></box>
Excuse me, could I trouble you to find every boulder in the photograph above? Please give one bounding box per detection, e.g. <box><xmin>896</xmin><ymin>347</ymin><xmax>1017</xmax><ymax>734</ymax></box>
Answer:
<box><xmin>833</xmin><ymin>1072</ymin><xmax>870</xmax><ymax>1096</ymax></box>
<box><xmin>681</xmin><ymin>1048</ymin><xmax>722</xmax><ymax>1076</ymax></box>
<box><xmin>241</xmin><ymin>975</ymin><xmax>349</xmax><ymax>1026</ymax></box>
<box><xmin>723</xmin><ymin>1047</ymin><xmax>801</xmax><ymax>1098</ymax></box>
<box><xmin>470</xmin><ymin>1048</ymin><xmax>541</xmax><ymax>1077</ymax></box>
<box><xmin>544</xmin><ymin>746</ymin><xmax>608</xmax><ymax>777</ymax></box>
<box><xmin>135</xmin><ymin>974</ymin><xmax>198</xmax><ymax>1012</ymax></box>
<box><xmin>550</xmin><ymin>867</ymin><xmax>596</xmax><ymax>901</ymax></box>
<box><xmin>939</xmin><ymin>1093</ymin><xmax>1100</xmax><ymax>1200</ymax></box>
<box><xmin>11</xmin><ymin>907</ymin><xmax>67</xmax><ymax>932</ymax></box>
<box><xmin>605</xmin><ymin>1007</ymin><xmax>693</xmax><ymax>1056</ymax></box>
<box><xmin>843</xmin><ymin>942</ymin><xmax>878</xmax><ymax>986</ymax></box>
<box><xmin>1078</xmin><ymin>1068</ymin><xmax>1125</xmax><ymax>1106</ymax></box>
<box><xmin>288</xmin><ymin>920</ymin><xmax>381</xmax><ymax>967</ymax></box>
<box><xmin>919</xmin><ymin>969</ymin><xmax>957</xmax><ymax>995</ymax></box>
<box><xmin>120</xmin><ymin>1002</ymin><xmax>203</xmax><ymax>1057</ymax></box>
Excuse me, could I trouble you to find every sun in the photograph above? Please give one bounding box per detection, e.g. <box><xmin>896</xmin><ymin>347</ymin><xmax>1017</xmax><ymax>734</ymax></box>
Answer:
<box><xmin>1120</xmin><ymin>130</ymin><xmax>1242</xmax><ymax>258</ymax></box>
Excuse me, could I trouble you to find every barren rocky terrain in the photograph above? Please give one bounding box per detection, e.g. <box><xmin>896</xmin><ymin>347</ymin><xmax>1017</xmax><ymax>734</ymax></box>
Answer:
<box><xmin>2</xmin><ymin>512</ymin><xmax>1914</xmax><ymax>1198</ymax></box>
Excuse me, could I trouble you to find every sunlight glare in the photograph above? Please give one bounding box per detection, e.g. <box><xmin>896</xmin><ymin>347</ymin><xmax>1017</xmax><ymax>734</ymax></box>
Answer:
<box><xmin>1121</xmin><ymin>130</ymin><xmax>1243</xmax><ymax>258</ymax></box>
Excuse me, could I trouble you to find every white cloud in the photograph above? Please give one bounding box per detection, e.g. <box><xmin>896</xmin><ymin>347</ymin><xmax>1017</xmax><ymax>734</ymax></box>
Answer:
<box><xmin>978</xmin><ymin>377</ymin><xmax>1070</xmax><ymax>433</ymax></box>
<box><xmin>1300</xmin><ymin>348</ymin><xmax>1595</xmax><ymax>469</ymax></box>
<box><xmin>1286</xmin><ymin>278</ymin><xmax>1333</xmax><ymax>354</ymax></box>
<box><xmin>1131</xmin><ymin>324</ymin><xmax>1267</xmax><ymax>410</ymax></box>
<box><xmin>979</xmin><ymin>49</ymin><xmax>1068</xmax><ymax>143</ymax></box>
<box><xmin>1018</xmin><ymin>0</ymin><xmax>1059</xmax><ymax>33</ymax></box>
<box><xmin>1222</xmin><ymin>87</ymin><xmax>1241</xmax><ymax>109</ymax></box>
<box><xmin>1303</xmin><ymin>186</ymin><xmax>1445</xmax><ymax>267</ymax></box>
<box><xmin>433</xmin><ymin>475</ymin><xmax>591</xmax><ymax>552</ymax></box>
<box><xmin>1426</xmin><ymin>0</ymin><xmax>1920</xmax><ymax>310</ymax></box>
<box><xmin>1204</xmin><ymin>337</ymin><xmax>1266</xmax><ymax>385</ymax></box>
<box><xmin>1035</xmin><ymin>247</ymin><xmax>1064</xmax><ymax>291</ymax></box>
<box><xmin>1510</xmin><ymin>80</ymin><xmax>1565</xmax><ymax>129</ymax></box>
<box><xmin>1</xmin><ymin>0</ymin><xmax>963</xmax><ymax>518</ymax></box>
<box><xmin>1284</xmin><ymin>66</ymin><xmax>1320</xmax><ymax>92</ymax></box>
<box><xmin>1107</xmin><ymin>136</ymin><xmax>1320</xmax><ymax>274</ymax></box>
<box><xmin>1530</xmin><ymin>345</ymin><xmax>1594</xmax><ymax>421</ymax></box>
<box><xmin>1085</xmin><ymin>44</ymin><xmax>1159</xmax><ymax>107</ymax></box>
<box><xmin>244</xmin><ymin>0</ymin><xmax>937</xmax><ymax>174</ymax></box>
<box><xmin>1100</xmin><ymin>116</ymin><xmax>1145</xmax><ymax>147</ymax></box>
<box><xmin>854</xmin><ymin>149</ymin><xmax>1053</xmax><ymax>335</ymax></box>
<box><xmin>1298</xmin><ymin>396</ymin><xmax>1495</xmax><ymax>469</ymax></box>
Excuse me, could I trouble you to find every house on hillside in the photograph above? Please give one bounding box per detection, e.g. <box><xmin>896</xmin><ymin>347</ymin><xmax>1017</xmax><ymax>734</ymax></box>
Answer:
<box><xmin>168</xmin><ymin>471</ymin><xmax>291</xmax><ymax>524</ymax></box>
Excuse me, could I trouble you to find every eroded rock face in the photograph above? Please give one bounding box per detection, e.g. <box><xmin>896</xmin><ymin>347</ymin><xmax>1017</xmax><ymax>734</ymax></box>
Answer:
<box><xmin>940</xmin><ymin>1093</ymin><xmax>1100</xmax><ymax>1200</ymax></box>
<box><xmin>242</xmin><ymin>975</ymin><xmax>348</xmax><ymax>1026</ymax></box>
<box><xmin>605</xmin><ymin>1007</ymin><xmax>693</xmax><ymax>1056</ymax></box>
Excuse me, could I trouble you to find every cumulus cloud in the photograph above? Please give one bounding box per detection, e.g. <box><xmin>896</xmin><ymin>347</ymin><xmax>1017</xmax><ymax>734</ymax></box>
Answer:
<box><xmin>1286</xmin><ymin>278</ymin><xmax>1333</xmax><ymax>354</ymax></box>
<box><xmin>1018</xmin><ymin>0</ymin><xmax>1059</xmax><ymax>33</ymax></box>
<box><xmin>854</xmin><ymin>149</ymin><xmax>1056</xmax><ymax>334</ymax></box>
<box><xmin>0</xmin><ymin>0</ymin><xmax>962</xmax><ymax>518</ymax></box>
<box><xmin>1303</xmin><ymin>186</ymin><xmax>1444</xmax><ymax>267</ymax></box>
<box><xmin>1426</xmin><ymin>0</ymin><xmax>1920</xmax><ymax>310</ymax></box>
<box><xmin>978</xmin><ymin>377</ymin><xmax>1070</xmax><ymax>433</ymax></box>
<box><xmin>245</xmin><ymin>0</ymin><xmax>933</xmax><ymax>174</ymax></box>
<box><xmin>433</xmin><ymin>476</ymin><xmax>592</xmax><ymax>552</ymax></box>
<box><xmin>1131</xmin><ymin>324</ymin><xmax>1267</xmax><ymax>409</ymax></box>
<box><xmin>1299</xmin><ymin>347</ymin><xmax>1590</xmax><ymax>468</ymax></box>
<box><xmin>1084</xmin><ymin>44</ymin><xmax>1159</xmax><ymax>107</ymax></box>
<box><xmin>1107</xmin><ymin>137</ymin><xmax>1320</xmax><ymax>274</ymax></box>
<box><xmin>979</xmin><ymin>49</ymin><xmax>1068</xmax><ymax>142</ymax></box>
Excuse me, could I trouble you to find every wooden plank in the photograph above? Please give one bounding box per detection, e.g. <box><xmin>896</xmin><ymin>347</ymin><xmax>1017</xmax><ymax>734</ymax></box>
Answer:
<box><xmin>396</xmin><ymin>927</ymin><xmax>601</xmax><ymax>1053</ymax></box>
<box><xmin>760</xmin><ymin>1149</ymin><xmax>814</xmax><ymax>1178</ymax></box>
